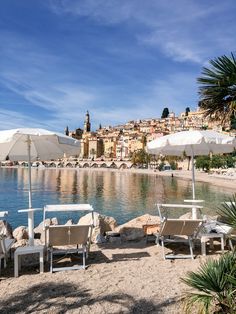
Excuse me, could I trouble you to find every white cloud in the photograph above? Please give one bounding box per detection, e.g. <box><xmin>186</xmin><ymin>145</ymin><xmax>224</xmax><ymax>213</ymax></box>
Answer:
<box><xmin>48</xmin><ymin>0</ymin><xmax>236</xmax><ymax>64</ymax></box>
<box><xmin>0</xmin><ymin>70</ymin><xmax>198</xmax><ymax>131</ymax></box>
<box><xmin>0</xmin><ymin>109</ymin><xmax>47</xmax><ymax>130</ymax></box>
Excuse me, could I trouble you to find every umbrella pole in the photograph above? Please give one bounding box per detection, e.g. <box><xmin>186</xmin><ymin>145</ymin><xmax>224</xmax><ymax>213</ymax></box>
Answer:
<box><xmin>191</xmin><ymin>151</ymin><xmax>196</xmax><ymax>200</ymax></box>
<box><xmin>27</xmin><ymin>135</ymin><xmax>34</xmax><ymax>246</ymax></box>
<box><xmin>191</xmin><ymin>146</ymin><xmax>197</xmax><ymax>219</ymax></box>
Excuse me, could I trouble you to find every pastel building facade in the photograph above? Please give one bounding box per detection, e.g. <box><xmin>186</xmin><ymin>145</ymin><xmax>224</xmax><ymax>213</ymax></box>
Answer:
<box><xmin>65</xmin><ymin>108</ymin><xmax>231</xmax><ymax>160</ymax></box>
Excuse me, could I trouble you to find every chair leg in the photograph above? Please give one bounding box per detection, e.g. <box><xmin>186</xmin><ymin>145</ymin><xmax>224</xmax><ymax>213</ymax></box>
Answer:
<box><xmin>14</xmin><ymin>254</ymin><xmax>19</xmax><ymax>278</ymax></box>
<box><xmin>161</xmin><ymin>238</ymin><xmax>166</xmax><ymax>260</ymax></box>
<box><xmin>209</xmin><ymin>238</ymin><xmax>214</xmax><ymax>250</ymax></box>
<box><xmin>220</xmin><ymin>235</ymin><xmax>224</xmax><ymax>253</ymax></box>
<box><xmin>229</xmin><ymin>238</ymin><xmax>234</xmax><ymax>251</ymax></box>
<box><xmin>201</xmin><ymin>238</ymin><xmax>207</xmax><ymax>256</ymax></box>
<box><xmin>155</xmin><ymin>235</ymin><xmax>160</xmax><ymax>246</ymax></box>
<box><xmin>18</xmin><ymin>255</ymin><xmax>21</xmax><ymax>271</ymax></box>
<box><xmin>83</xmin><ymin>247</ymin><xmax>86</xmax><ymax>269</ymax></box>
<box><xmin>189</xmin><ymin>238</ymin><xmax>194</xmax><ymax>260</ymax></box>
<box><xmin>39</xmin><ymin>251</ymin><xmax>44</xmax><ymax>273</ymax></box>
<box><xmin>50</xmin><ymin>249</ymin><xmax>53</xmax><ymax>273</ymax></box>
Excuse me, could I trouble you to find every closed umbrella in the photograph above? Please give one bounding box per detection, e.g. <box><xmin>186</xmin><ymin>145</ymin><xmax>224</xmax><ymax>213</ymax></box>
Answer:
<box><xmin>147</xmin><ymin>130</ymin><xmax>235</xmax><ymax>216</ymax></box>
<box><xmin>0</xmin><ymin>128</ymin><xmax>81</xmax><ymax>245</ymax></box>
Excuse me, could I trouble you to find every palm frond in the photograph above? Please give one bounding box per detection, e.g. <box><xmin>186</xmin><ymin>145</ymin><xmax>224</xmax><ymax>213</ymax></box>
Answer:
<box><xmin>198</xmin><ymin>53</ymin><xmax>236</xmax><ymax>122</ymax></box>
<box><xmin>182</xmin><ymin>252</ymin><xmax>236</xmax><ymax>313</ymax></box>
<box><xmin>217</xmin><ymin>195</ymin><xmax>236</xmax><ymax>228</ymax></box>
<box><xmin>183</xmin><ymin>293</ymin><xmax>212</xmax><ymax>314</ymax></box>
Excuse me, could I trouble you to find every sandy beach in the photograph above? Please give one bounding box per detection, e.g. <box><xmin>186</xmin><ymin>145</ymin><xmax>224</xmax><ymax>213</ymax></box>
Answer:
<box><xmin>77</xmin><ymin>166</ymin><xmax>236</xmax><ymax>191</ymax></box>
<box><xmin>0</xmin><ymin>240</ymin><xmax>222</xmax><ymax>314</ymax></box>
<box><xmin>120</xmin><ymin>167</ymin><xmax>236</xmax><ymax>191</ymax></box>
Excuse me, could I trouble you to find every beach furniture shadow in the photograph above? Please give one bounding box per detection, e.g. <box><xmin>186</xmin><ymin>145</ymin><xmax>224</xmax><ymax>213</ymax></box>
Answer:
<box><xmin>111</xmin><ymin>251</ymin><xmax>150</xmax><ymax>261</ymax></box>
<box><xmin>0</xmin><ymin>281</ymin><xmax>179</xmax><ymax>314</ymax></box>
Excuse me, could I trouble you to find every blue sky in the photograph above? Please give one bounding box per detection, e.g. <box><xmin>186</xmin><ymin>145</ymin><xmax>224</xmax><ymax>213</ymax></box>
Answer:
<box><xmin>0</xmin><ymin>0</ymin><xmax>236</xmax><ymax>132</ymax></box>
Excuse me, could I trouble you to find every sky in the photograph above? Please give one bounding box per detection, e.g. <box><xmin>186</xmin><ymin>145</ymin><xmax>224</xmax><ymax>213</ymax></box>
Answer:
<box><xmin>0</xmin><ymin>0</ymin><xmax>236</xmax><ymax>132</ymax></box>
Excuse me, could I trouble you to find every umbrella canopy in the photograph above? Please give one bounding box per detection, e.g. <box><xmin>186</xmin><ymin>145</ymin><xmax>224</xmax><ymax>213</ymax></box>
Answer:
<box><xmin>0</xmin><ymin>128</ymin><xmax>80</xmax><ymax>161</ymax></box>
<box><xmin>147</xmin><ymin>130</ymin><xmax>235</xmax><ymax>156</ymax></box>
<box><xmin>147</xmin><ymin>130</ymin><xmax>235</xmax><ymax>216</ymax></box>
<box><xmin>0</xmin><ymin>128</ymin><xmax>81</xmax><ymax>245</ymax></box>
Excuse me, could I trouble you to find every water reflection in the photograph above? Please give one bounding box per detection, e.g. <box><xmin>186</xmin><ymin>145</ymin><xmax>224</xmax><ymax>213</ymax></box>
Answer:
<box><xmin>0</xmin><ymin>168</ymin><xmax>233</xmax><ymax>228</ymax></box>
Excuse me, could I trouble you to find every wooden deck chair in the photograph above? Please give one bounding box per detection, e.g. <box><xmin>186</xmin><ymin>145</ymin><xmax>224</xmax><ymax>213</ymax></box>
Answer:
<box><xmin>157</xmin><ymin>219</ymin><xmax>203</xmax><ymax>260</ymax></box>
<box><xmin>45</xmin><ymin>224</ymin><xmax>92</xmax><ymax>272</ymax></box>
<box><xmin>43</xmin><ymin>204</ymin><xmax>94</xmax><ymax>255</ymax></box>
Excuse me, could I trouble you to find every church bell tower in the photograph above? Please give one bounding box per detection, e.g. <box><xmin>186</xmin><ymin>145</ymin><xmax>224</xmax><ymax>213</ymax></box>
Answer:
<box><xmin>84</xmin><ymin>110</ymin><xmax>91</xmax><ymax>132</ymax></box>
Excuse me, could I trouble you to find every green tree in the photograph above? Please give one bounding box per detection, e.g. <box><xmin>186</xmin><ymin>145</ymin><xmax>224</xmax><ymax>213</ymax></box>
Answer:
<box><xmin>161</xmin><ymin>107</ymin><xmax>169</xmax><ymax>118</ymax></box>
<box><xmin>195</xmin><ymin>156</ymin><xmax>210</xmax><ymax>171</ymax></box>
<box><xmin>198</xmin><ymin>53</ymin><xmax>236</xmax><ymax>123</ymax></box>
<box><xmin>211</xmin><ymin>155</ymin><xmax>227</xmax><ymax>169</ymax></box>
<box><xmin>158</xmin><ymin>161</ymin><xmax>165</xmax><ymax>171</ymax></box>
<box><xmin>141</xmin><ymin>135</ymin><xmax>147</xmax><ymax>147</ymax></box>
<box><xmin>225</xmin><ymin>155</ymin><xmax>235</xmax><ymax>168</ymax></box>
<box><xmin>64</xmin><ymin>126</ymin><xmax>69</xmax><ymax>136</ymax></box>
<box><xmin>185</xmin><ymin>107</ymin><xmax>190</xmax><ymax>116</ymax></box>
<box><xmin>169</xmin><ymin>160</ymin><xmax>177</xmax><ymax>170</ymax></box>
<box><xmin>131</xmin><ymin>149</ymin><xmax>150</xmax><ymax>166</ymax></box>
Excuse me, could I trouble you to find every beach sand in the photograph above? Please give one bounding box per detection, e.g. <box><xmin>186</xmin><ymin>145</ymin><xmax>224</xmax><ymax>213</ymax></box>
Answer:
<box><xmin>122</xmin><ymin>168</ymin><xmax>236</xmax><ymax>191</ymax></box>
<box><xmin>73</xmin><ymin>166</ymin><xmax>236</xmax><ymax>191</ymax></box>
<box><xmin>0</xmin><ymin>240</ymin><xmax>222</xmax><ymax>314</ymax></box>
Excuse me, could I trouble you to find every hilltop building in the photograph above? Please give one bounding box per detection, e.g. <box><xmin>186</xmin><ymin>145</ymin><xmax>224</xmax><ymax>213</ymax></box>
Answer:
<box><xmin>65</xmin><ymin>108</ymin><xmax>231</xmax><ymax>160</ymax></box>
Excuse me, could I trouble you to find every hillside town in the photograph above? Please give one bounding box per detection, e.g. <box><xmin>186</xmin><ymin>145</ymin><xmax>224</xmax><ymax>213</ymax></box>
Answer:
<box><xmin>66</xmin><ymin>108</ymin><xmax>233</xmax><ymax>160</ymax></box>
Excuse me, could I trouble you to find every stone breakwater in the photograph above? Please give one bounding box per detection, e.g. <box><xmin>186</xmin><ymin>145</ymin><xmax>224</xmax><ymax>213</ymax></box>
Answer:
<box><xmin>0</xmin><ymin>212</ymin><xmax>161</xmax><ymax>248</ymax></box>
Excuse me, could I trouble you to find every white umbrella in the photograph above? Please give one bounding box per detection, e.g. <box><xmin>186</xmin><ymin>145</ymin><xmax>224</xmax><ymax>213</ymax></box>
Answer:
<box><xmin>147</xmin><ymin>130</ymin><xmax>236</xmax><ymax>215</ymax></box>
<box><xmin>0</xmin><ymin>128</ymin><xmax>81</xmax><ymax>245</ymax></box>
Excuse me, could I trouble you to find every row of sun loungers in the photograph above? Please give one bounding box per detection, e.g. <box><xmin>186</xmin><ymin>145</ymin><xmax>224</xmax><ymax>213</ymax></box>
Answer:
<box><xmin>209</xmin><ymin>168</ymin><xmax>236</xmax><ymax>178</ymax></box>
<box><xmin>1</xmin><ymin>203</ymin><xmax>236</xmax><ymax>276</ymax></box>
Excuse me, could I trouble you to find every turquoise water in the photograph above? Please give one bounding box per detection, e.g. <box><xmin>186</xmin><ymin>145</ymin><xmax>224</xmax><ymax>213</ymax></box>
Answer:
<box><xmin>0</xmin><ymin>167</ymin><xmax>234</xmax><ymax>228</ymax></box>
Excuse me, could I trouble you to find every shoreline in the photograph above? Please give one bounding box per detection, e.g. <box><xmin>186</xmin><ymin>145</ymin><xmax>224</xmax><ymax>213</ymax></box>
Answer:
<box><xmin>1</xmin><ymin>165</ymin><xmax>236</xmax><ymax>192</ymax></box>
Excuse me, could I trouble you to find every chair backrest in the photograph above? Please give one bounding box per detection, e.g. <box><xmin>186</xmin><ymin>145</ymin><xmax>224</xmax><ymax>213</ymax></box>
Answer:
<box><xmin>156</xmin><ymin>203</ymin><xmax>204</xmax><ymax>220</ymax></box>
<box><xmin>46</xmin><ymin>225</ymin><xmax>91</xmax><ymax>247</ymax></box>
<box><xmin>160</xmin><ymin>219</ymin><xmax>202</xmax><ymax>236</ymax></box>
<box><xmin>43</xmin><ymin>204</ymin><xmax>94</xmax><ymax>228</ymax></box>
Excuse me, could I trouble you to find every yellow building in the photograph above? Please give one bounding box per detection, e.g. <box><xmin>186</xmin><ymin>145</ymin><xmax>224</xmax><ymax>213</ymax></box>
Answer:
<box><xmin>104</xmin><ymin>136</ymin><xmax>117</xmax><ymax>158</ymax></box>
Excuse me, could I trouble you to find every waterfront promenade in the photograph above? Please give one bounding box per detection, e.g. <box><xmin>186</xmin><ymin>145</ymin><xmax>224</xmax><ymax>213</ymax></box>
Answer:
<box><xmin>1</xmin><ymin>161</ymin><xmax>236</xmax><ymax>191</ymax></box>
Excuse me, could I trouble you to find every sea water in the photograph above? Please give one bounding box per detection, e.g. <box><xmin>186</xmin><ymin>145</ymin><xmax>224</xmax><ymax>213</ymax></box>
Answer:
<box><xmin>0</xmin><ymin>167</ymin><xmax>233</xmax><ymax>228</ymax></box>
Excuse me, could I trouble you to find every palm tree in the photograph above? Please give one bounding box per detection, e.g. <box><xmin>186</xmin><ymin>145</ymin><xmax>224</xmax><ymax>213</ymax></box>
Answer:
<box><xmin>198</xmin><ymin>53</ymin><xmax>236</xmax><ymax>123</ymax></box>
<box><xmin>182</xmin><ymin>252</ymin><xmax>236</xmax><ymax>314</ymax></box>
<box><xmin>217</xmin><ymin>194</ymin><xmax>236</xmax><ymax>229</ymax></box>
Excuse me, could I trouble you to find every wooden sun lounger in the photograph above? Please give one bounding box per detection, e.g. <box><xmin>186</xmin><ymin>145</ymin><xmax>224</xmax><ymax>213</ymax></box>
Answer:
<box><xmin>157</xmin><ymin>219</ymin><xmax>203</xmax><ymax>260</ymax></box>
<box><xmin>46</xmin><ymin>224</ymin><xmax>92</xmax><ymax>272</ymax></box>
